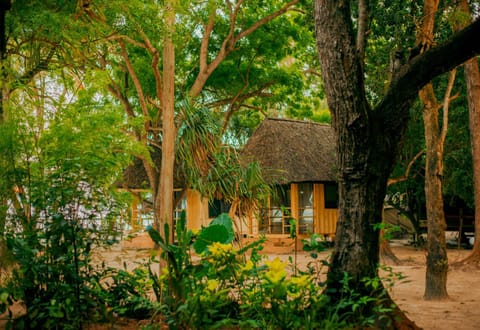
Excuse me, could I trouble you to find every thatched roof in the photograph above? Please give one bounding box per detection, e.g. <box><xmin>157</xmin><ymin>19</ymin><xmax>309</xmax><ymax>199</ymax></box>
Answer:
<box><xmin>118</xmin><ymin>157</ymin><xmax>153</xmax><ymax>190</ymax></box>
<box><xmin>242</xmin><ymin>118</ymin><xmax>337</xmax><ymax>184</ymax></box>
<box><xmin>117</xmin><ymin>148</ymin><xmax>185</xmax><ymax>190</ymax></box>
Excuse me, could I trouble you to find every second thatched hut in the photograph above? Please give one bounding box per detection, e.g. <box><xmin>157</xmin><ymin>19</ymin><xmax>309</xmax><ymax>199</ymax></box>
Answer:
<box><xmin>242</xmin><ymin>117</ymin><xmax>339</xmax><ymax>241</ymax></box>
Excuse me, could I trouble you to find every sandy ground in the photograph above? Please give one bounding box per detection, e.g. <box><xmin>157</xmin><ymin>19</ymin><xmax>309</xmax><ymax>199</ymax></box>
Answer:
<box><xmin>386</xmin><ymin>246</ymin><xmax>480</xmax><ymax>330</ymax></box>
<box><xmin>2</xmin><ymin>240</ymin><xmax>480</xmax><ymax>329</ymax></box>
<box><xmin>259</xmin><ymin>245</ymin><xmax>480</xmax><ymax>330</ymax></box>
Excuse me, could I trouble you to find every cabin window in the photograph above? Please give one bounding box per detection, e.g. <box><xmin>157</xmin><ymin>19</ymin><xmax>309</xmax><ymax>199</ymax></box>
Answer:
<box><xmin>298</xmin><ymin>183</ymin><xmax>314</xmax><ymax>234</ymax></box>
<box><xmin>174</xmin><ymin>190</ymin><xmax>187</xmax><ymax>216</ymax></box>
<box><xmin>324</xmin><ymin>183</ymin><xmax>338</xmax><ymax>209</ymax></box>
<box><xmin>260</xmin><ymin>185</ymin><xmax>292</xmax><ymax>234</ymax></box>
<box><xmin>208</xmin><ymin>198</ymin><xmax>231</xmax><ymax>218</ymax></box>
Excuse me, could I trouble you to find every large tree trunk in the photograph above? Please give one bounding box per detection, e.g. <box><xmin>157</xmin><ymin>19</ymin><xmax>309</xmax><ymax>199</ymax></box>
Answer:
<box><xmin>314</xmin><ymin>0</ymin><xmax>480</xmax><ymax>326</ymax></box>
<box><xmin>156</xmin><ymin>1</ymin><xmax>176</xmax><ymax>239</ymax></box>
<box><xmin>328</xmin><ymin>152</ymin><xmax>391</xmax><ymax>287</ymax></box>
<box><xmin>313</xmin><ymin>2</ymin><xmax>415</xmax><ymax>327</ymax></box>
<box><xmin>466</xmin><ymin>57</ymin><xmax>480</xmax><ymax>258</ymax></box>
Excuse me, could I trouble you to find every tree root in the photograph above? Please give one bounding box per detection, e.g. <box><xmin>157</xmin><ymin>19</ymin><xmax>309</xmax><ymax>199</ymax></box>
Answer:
<box><xmin>377</xmin><ymin>297</ymin><xmax>421</xmax><ymax>330</ymax></box>
<box><xmin>451</xmin><ymin>249</ymin><xmax>480</xmax><ymax>269</ymax></box>
<box><xmin>380</xmin><ymin>240</ymin><xmax>401</xmax><ymax>265</ymax></box>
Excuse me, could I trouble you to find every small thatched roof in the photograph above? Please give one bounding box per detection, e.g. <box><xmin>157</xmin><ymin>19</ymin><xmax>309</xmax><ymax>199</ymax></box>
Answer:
<box><xmin>119</xmin><ymin>157</ymin><xmax>153</xmax><ymax>190</ymax></box>
<box><xmin>242</xmin><ymin>118</ymin><xmax>337</xmax><ymax>184</ymax></box>
<box><xmin>117</xmin><ymin>148</ymin><xmax>185</xmax><ymax>190</ymax></box>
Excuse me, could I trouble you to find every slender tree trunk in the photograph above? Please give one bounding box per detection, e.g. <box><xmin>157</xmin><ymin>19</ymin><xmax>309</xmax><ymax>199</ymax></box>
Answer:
<box><xmin>156</xmin><ymin>1</ymin><xmax>176</xmax><ymax>239</ymax></box>
<box><xmin>421</xmin><ymin>83</ymin><xmax>449</xmax><ymax>299</ymax></box>
<box><xmin>417</xmin><ymin>0</ymin><xmax>450</xmax><ymax>300</ymax></box>
<box><xmin>0</xmin><ymin>0</ymin><xmax>11</xmax><ymax>266</ymax></box>
<box><xmin>464</xmin><ymin>56</ymin><xmax>480</xmax><ymax>257</ymax></box>
<box><xmin>454</xmin><ymin>0</ymin><xmax>480</xmax><ymax>265</ymax></box>
<box><xmin>380</xmin><ymin>230</ymin><xmax>401</xmax><ymax>265</ymax></box>
<box><xmin>382</xmin><ymin>151</ymin><xmax>424</xmax><ymax>264</ymax></box>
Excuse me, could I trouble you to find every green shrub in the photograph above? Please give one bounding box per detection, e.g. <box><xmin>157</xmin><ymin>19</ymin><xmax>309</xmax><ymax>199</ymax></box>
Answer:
<box><xmin>0</xmin><ymin>98</ymin><xmax>134</xmax><ymax>329</ymax></box>
<box><xmin>4</xmin><ymin>217</ymin><xmax>112</xmax><ymax>329</ymax></box>
<box><xmin>99</xmin><ymin>263</ymin><xmax>159</xmax><ymax>320</ymax></box>
<box><xmin>139</xmin><ymin>213</ymin><xmax>405</xmax><ymax>329</ymax></box>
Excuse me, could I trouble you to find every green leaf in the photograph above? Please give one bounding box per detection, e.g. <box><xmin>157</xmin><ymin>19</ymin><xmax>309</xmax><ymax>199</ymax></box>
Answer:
<box><xmin>146</xmin><ymin>226</ymin><xmax>170</xmax><ymax>253</ymax></box>
<box><xmin>193</xmin><ymin>225</ymin><xmax>230</xmax><ymax>254</ymax></box>
<box><xmin>209</xmin><ymin>213</ymin><xmax>234</xmax><ymax>241</ymax></box>
<box><xmin>49</xmin><ymin>308</ymin><xmax>64</xmax><ymax>319</ymax></box>
<box><xmin>0</xmin><ymin>291</ymin><xmax>9</xmax><ymax>303</ymax></box>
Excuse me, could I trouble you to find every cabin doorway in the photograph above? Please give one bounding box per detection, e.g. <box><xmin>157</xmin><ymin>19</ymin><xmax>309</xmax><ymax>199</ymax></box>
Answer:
<box><xmin>298</xmin><ymin>183</ymin><xmax>314</xmax><ymax>234</ymax></box>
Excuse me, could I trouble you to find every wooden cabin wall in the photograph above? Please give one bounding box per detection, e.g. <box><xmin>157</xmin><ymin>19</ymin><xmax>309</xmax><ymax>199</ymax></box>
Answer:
<box><xmin>186</xmin><ymin>189</ymin><xmax>209</xmax><ymax>230</ymax></box>
<box><xmin>124</xmin><ymin>188</ymin><xmax>210</xmax><ymax>234</ymax></box>
<box><xmin>287</xmin><ymin>183</ymin><xmax>338</xmax><ymax>237</ymax></box>
<box><xmin>314</xmin><ymin>183</ymin><xmax>338</xmax><ymax>236</ymax></box>
<box><xmin>125</xmin><ymin>189</ymin><xmax>150</xmax><ymax>232</ymax></box>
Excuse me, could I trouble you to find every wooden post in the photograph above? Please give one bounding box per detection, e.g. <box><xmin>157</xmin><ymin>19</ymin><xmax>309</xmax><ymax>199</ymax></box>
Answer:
<box><xmin>131</xmin><ymin>193</ymin><xmax>139</xmax><ymax>232</ymax></box>
<box><xmin>291</xmin><ymin>184</ymin><xmax>299</xmax><ymax>236</ymax></box>
<box><xmin>458</xmin><ymin>208</ymin><xmax>464</xmax><ymax>249</ymax></box>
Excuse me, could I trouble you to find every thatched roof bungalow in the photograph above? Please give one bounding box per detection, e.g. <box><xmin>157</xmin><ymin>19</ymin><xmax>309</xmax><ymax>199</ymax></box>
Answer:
<box><xmin>243</xmin><ymin>117</ymin><xmax>336</xmax><ymax>183</ymax></box>
<box><xmin>242</xmin><ymin>118</ymin><xmax>338</xmax><ymax>239</ymax></box>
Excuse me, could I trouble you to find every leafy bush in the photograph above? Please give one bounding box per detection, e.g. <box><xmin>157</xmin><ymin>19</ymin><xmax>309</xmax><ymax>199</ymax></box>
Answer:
<box><xmin>99</xmin><ymin>263</ymin><xmax>159</xmax><ymax>320</ymax></box>
<box><xmin>0</xmin><ymin>97</ymin><xmax>135</xmax><ymax>329</ymax></box>
<box><xmin>2</xmin><ymin>208</ymin><xmax>404</xmax><ymax>329</ymax></box>
<box><xmin>138</xmin><ymin>213</ymin><xmax>404</xmax><ymax>329</ymax></box>
<box><xmin>4</xmin><ymin>217</ymin><xmax>112</xmax><ymax>329</ymax></box>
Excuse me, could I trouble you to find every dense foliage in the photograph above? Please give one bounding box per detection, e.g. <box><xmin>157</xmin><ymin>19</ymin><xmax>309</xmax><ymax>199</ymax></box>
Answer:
<box><xmin>0</xmin><ymin>79</ymin><xmax>136</xmax><ymax>329</ymax></box>
<box><xmin>104</xmin><ymin>213</ymin><xmax>404</xmax><ymax>329</ymax></box>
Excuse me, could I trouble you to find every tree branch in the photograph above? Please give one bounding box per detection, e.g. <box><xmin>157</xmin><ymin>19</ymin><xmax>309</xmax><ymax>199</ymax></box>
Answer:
<box><xmin>106</xmin><ymin>34</ymin><xmax>147</xmax><ymax>49</ymax></box>
<box><xmin>236</xmin><ymin>103</ymin><xmax>267</xmax><ymax>114</ymax></box>
<box><xmin>189</xmin><ymin>0</ymin><xmax>299</xmax><ymax>97</ymax></box>
<box><xmin>137</xmin><ymin>28</ymin><xmax>163</xmax><ymax>107</ymax></box>
<box><xmin>234</xmin><ymin>0</ymin><xmax>299</xmax><ymax>41</ymax></box>
<box><xmin>107</xmin><ymin>83</ymin><xmax>135</xmax><ymax>118</ymax></box>
<box><xmin>205</xmin><ymin>82</ymin><xmax>274</xmax><ymax>108</ymax></box>
<box><xmin>439</xmin><ymin>69</ymin><xmax>457</xmax><ymax>147</ymax></box>
<box><xmin>118</xmin><ymin>40</ymin><xmax>150</xmax><ymax>133</ymax></box>
<box><xmin>378</xmin><ymin>17</ymin><xmax>480</xmax><ymax>130</ymax></box>
<box><xmin>13</xmin><ymin>46</ymin><xmax>56</xmax><ymax>90</ymax></box>
<box><xmin>415</xmin><ymin>0</ymin><xmax>439</xmax><ymax>50</ymax></box>
<box><xmin>199</xmin><ymin>11</ymin><xmax>216</xmax><ymax>77</ymax></box>
<box><xmin>387</xmin><ymin>150</ymin><xmax>424</xmax><ymax>186</ymax></box>
<box><xmin>189</xmin><ymin>0</ymin><xmax>242</xmax><ymax>97</ymax></box>
<box><xmin>147</xmin><ymin>96</ymin><xmax>162</xmax><ymax>111</ymax></box>
<box><xmin>304</xmin><ymin>67</ymin><xmax>322</xmax><ymax>78</ymax></box>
